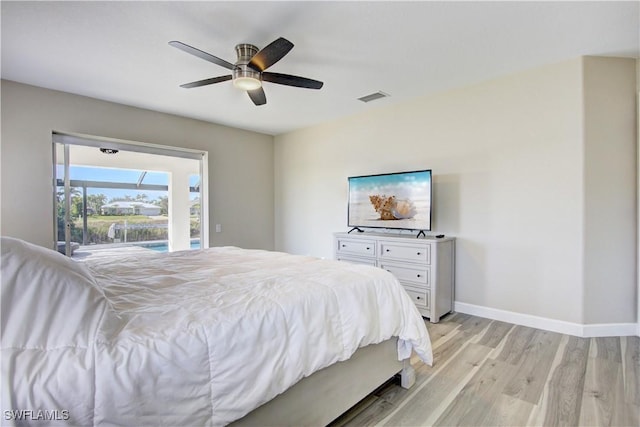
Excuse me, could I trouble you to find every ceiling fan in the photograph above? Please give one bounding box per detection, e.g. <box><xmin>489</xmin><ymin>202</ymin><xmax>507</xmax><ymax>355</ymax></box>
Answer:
<box><xmin>169</xmin><ymin>37</ymin><xmax>323</xmax><ymax>106</ymax></box>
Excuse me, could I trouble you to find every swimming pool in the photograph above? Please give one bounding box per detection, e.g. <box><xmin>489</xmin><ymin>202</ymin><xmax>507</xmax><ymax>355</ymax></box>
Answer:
<box><xmin>142</xmin><ymin>241</ymin><xmax>201</xmax><ymax>252</ymax></box>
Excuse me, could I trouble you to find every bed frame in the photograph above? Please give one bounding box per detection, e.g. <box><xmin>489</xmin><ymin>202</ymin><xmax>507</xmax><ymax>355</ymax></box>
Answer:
<box><xmin>231</xmin><ymin>338</ymin><xmax>415</xmax><ymax>426</ymax></box>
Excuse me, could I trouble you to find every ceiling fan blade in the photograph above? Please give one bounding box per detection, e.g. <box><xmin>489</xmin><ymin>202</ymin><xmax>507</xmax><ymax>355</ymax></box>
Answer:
<box><xmin>248</xmin><ymin>37</ymin><xmax>294</xmax><ymax>71</ymax></box>
<box><xmin>180</xmin><ymin>75</ymin><xmax>232</xmax><ymax>88</ymax></box>
<box><xmin>262</xmin><ymin>72</ymin><xmax>323</xmax><ymax>89</ymax></box>
<box><xmin>169</xmin><ymin>41</ymin><xmax>235</xmax><ymax>71</ymax></box>
<box><xmin>247</xmin><ymin>87</ymin><xmax>267</xmax><ymax>106</ymax></box>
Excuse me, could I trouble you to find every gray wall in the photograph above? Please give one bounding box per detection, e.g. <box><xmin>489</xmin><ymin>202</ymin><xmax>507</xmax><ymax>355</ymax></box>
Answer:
<box><xmin>274</xmin><ymin>57</ymin><xmax>637</xmax><ymax>327</ymax></box>
<box><xmin>582</xmin><ymin>57</ymin><xmax>637</xmax><ymax>324</ymax></box>
<box><xmin>1</xmin><ymin>80</ymin><xmax>275</xmax><ymax>251</ymax></box>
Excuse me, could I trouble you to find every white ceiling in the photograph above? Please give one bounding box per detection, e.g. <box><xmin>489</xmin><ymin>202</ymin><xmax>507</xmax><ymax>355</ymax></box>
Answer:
<box><xmin>2</xmin><ymin>1</ymin><xmax>638</xmax><ymax>136</ymax></box>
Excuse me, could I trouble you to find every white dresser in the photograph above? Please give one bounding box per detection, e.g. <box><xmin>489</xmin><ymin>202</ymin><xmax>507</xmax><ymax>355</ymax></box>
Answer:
<box><xmin>334</xmin><ymin>232</ymin><xmax>455</xmax><ymax>323</ymax></box>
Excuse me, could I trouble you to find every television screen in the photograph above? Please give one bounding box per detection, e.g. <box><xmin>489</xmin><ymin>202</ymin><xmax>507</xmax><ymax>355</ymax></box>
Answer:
<box><xmin>348</xmin><ymin>170</ymin><xmax>432</xmax><ymax>231</ymax></box>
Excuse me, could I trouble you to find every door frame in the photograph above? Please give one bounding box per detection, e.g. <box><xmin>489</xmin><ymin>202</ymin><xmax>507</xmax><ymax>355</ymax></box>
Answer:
<box><xmin>52</xmin><ymin>131</ymin><xmax>209</xmax><ymax>255</ymax></box>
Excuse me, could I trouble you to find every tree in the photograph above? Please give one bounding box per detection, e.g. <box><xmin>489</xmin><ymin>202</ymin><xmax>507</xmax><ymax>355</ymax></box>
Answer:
<box><xmin>70</xmin><ymin>195</ymin><xmax>83</xmax><ymax>218</ymax></box>
<box><xmin>87</xmin><ymin>194</ymin><xmax>107</xmax><ymax>215</ymax></box>
<box><xmin>154</xmin><ymin>195</ymin><xmax>169</xmax><ymax>216</ymax></box>
<box><xmin>56</xmin><ymin>186</ymin><xmax>81</xmax><ymax>240</ymax></box>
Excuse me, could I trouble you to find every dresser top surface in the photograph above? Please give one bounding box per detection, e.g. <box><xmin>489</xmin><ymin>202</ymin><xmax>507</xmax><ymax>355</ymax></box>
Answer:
<box><xmin>334</xmin><ymin>231</ymin><xmax>455</xmax><ymax>243</ymax></box>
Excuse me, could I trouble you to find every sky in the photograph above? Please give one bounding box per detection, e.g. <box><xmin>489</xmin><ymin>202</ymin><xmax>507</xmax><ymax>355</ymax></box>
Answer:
<box><xmin>56</xmin><ymin>165</ymin><xmax>200</xmax><ymax>201</ymax></box>
<box><xmin>348</xmin><ymin>170</ymin><xmax>431</xmax><ymax>202</ymax></box>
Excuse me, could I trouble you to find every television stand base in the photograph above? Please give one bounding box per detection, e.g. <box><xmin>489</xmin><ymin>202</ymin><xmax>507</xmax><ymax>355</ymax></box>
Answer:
<box><xmin>416</xmin><ymin>230</ymin><xmax>426</xmax><ymax>238</ymax></box>
<box><xmin>348</xmin><ymin>227</ymin><xmax>365</xmax><ymax>234</ymax></box>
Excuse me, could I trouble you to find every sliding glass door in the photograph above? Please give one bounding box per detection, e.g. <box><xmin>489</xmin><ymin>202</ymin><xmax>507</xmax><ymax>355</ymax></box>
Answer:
<box><xmin>53</xmin><ymin>132</ymin><xmax>208</xmax><ymax>256</ymax></box>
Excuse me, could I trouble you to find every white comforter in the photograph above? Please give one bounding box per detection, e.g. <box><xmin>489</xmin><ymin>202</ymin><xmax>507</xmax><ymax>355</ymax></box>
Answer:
<box><xmin>1</xmin><ymin>237</ymin><xmax>432</xmax><ymax>426</ymax></box>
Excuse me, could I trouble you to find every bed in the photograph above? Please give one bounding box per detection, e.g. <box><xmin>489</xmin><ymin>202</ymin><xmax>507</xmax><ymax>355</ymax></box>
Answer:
<box><xmin>1</xmin><ymin>236</ymin><xmax>432</xmax><ymax>426</ymax></box>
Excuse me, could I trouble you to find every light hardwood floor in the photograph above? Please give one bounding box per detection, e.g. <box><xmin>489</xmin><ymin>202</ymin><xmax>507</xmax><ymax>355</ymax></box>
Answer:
<box><xmin>330</xmin><ymin>313</ymin><xmax>640</xmax><ymax>427</ymax></box>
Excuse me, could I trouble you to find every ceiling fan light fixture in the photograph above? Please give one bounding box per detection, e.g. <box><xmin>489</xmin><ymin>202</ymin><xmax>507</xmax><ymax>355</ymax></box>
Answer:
<box><xmin>233</xmin><ymin>62</ymin><xmax>262</xmax><ymax>91</ymax></box>
<box><xmin>233</xmin><ymin>76</ymin><xmax>262</xmax><ymax>91</ymax></box>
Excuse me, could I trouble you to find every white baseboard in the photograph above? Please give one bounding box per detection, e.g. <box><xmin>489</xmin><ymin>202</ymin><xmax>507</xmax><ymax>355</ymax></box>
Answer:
<box><xmin>454</xmin><ymin>302</ymin><xmax>639</xmax><ymax>338</ymax></box>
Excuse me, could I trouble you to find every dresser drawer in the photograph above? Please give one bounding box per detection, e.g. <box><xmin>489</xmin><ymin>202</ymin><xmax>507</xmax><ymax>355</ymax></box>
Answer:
<box><xmin>403</xmin><ymin>287</ymin><xmax>429</xmax><ymax>309</ymax></box>
<box><xmin>336</xmin><ymin>255</ymin><xmax>377</xmax><ymax>266</ymax></box>
<box><xmin>378</xmin><ymin>241</ymin><xmax>430</xmax><ymax>264</ymax></box>
<box><xmin>336</xmin><ymin>238</ymin><xmax>376</xmax><ymax>258</ymax></box>
<box><xmin>379</xmin><ymin>261</ymin><xmax>430</xmax><ymax>286</ymax></box>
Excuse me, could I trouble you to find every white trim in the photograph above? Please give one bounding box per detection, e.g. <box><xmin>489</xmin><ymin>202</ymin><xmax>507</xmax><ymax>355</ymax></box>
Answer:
<box><xmin>200</xmin><ymin>151</ymin><xmax>209</xmax><ymax>249</ymax></box>
<box><xmin>454</xmin><ymin>302</ymin><xmax>638</xmax><ymax>338</ymax></box>
<box><xmin>582</xmin><ymin>322</ymin><xmax>639</xmax><ymax>338</ymax></box>
<box><xmin>636</xmin><ymin>84</ymin><xmax>640</xmax><ymax>338</ymax></box>
<box><xmin>53</xmin><ymin>131</ymin><xmax>205</xmax><ymax>160</ymax></box>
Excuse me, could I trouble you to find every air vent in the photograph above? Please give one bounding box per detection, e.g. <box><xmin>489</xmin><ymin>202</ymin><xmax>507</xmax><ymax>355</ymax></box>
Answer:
<box><xmin>358</xmin><ymin>91</ymin><xmax>389</xmax><ymax>103</ymax></box>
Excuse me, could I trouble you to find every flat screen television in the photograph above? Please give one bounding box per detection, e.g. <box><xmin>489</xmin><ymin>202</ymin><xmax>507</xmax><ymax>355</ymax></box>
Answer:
<box><xmin>348</xmin><ymin>169</ymin><xmax>432</xmax><ymax>232</ymax></box>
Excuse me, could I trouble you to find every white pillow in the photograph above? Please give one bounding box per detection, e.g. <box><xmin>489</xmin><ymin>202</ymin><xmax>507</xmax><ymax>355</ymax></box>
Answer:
<box><xmin>1</xmin><ymin>237</ymin><xmax>110</xmax><ymax>349</ymax></box>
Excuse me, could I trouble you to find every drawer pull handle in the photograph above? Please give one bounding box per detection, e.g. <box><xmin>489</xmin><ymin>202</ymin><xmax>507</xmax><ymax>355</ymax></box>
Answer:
<box><xmin>417</xmin><ymin>252</ymin><xmax>421</xmax><ymax>255</ymax></box>
<box><xmin>366</xmin><ymin>247</ymin><xmax>370</xmax><ymax>250</ymax></box>
<box><xmin>417</xmin><ymin>274</ymin><xmax>421</xmax><ymax>278</ymax></box>
<box><xmin>416</xmin><ymin>296</ymin><xmax>421</xmax><ymax>300</ymax></box>
<box><xmin>386</xmin><ymin>249</ymin><xmax>390</xmax><ymax>252</ymax></box>
<box><xmin>341</xmin><ymin>244</ymin><xmax>346</xmax><ymax>247</ymax></box>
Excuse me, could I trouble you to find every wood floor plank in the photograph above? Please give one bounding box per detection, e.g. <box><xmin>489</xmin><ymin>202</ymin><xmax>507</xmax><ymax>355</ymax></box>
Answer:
<box><xmin>433</xmin><ymin>358</ymin><xmax>520</xmax><ymax>426</ymax></box>
<box><xmin>476</xmin><ymin>320</ymin><xmax>513</xmax><ymax>348</ymax></box>
<box><xmin>447</xmin><ymin>312</ymin><xmax>471</xmax><ymax>324</ymax></box>
<box><xmin>428</xmin><ymin>329</ymin><xmax>474</xmax><ymax>369</ymax></box>
<box><xmin>482</xmin><ymin>394</ymin><xmax>536</xmax><ymax>427</ymax></box>
<box><xmin>410</xmin><ymin>322</ymin><xmax>481</xmax><ymax>393</ymax></box>
<box><xmin>619</xmin><ymin>401</ymin><xmax>640</xmax><ymax>426</ymax></box>
<box><xmin>594</xmin><ymin>336</ymin><xmax>622</xmax><ymax>362</ymax></box>
<box><xmin>503</xmin><ymin>329</ymin><xmax>563</xmax><ymax>404</ymax></box>
<box><xmin>623</xmin><ymin>336</ymin><xmax>640</xmax><ymax>406</ymax></box>
<box><xmin>425</xmin><ymin>317</ymin><xmax>462</xmax><ymax>343</ymax></box>
<box><xmin>458</xmin><ymin>315</ymin><xmax>492</xmax><ymax>336</ymax></box>
<box><xmin>495</xmin><ymin>325</ymin><xmax>537</xmax><ymax>365</ymax></box>
<box><xmin>542</xmin><ymin>335</ymin><xmax>590</xmax><ymax>426</ymax></box>
<box><xmin>579</xmin><ymin>354</ymin><xmax>635</xmax><ymax>427</ymax></box>
<box><xmin>381</xmin><ymin>343</ymin><xmax>493</xmax><ymax>426</ymax></box>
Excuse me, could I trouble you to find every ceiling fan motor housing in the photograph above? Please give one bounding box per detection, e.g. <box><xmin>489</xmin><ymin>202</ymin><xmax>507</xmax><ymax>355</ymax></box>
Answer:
<box><xmin>233</xmin><ymin>44</ymin><xmax>261</xmax><ymax>83</ymax></box>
